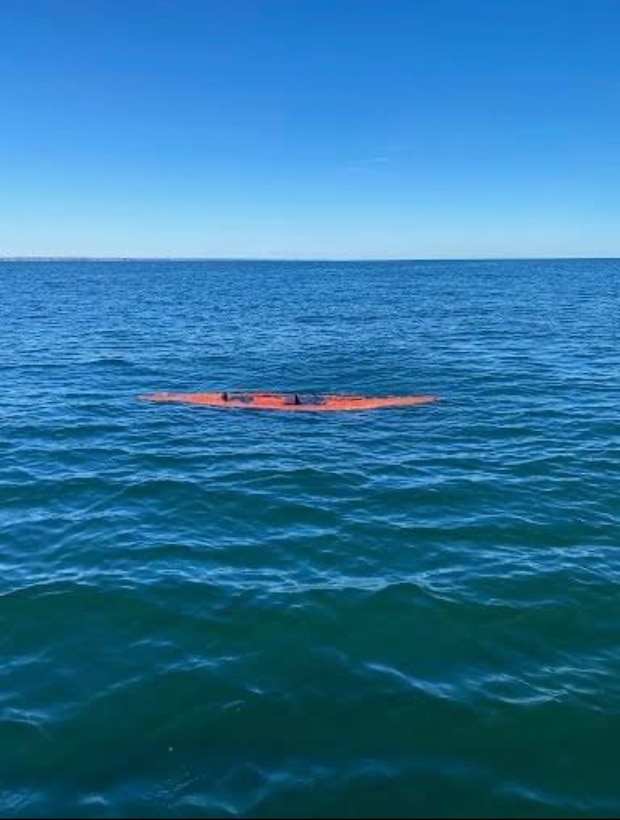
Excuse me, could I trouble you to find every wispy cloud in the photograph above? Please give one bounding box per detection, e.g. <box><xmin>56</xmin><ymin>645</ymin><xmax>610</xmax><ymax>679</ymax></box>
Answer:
<box><xmin>346</xmin><ymin>144</ymin><xmax>410</xmax><ymax>171</ymax></box>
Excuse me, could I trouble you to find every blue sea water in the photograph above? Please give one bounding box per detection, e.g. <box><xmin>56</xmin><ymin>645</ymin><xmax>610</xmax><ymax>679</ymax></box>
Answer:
<box><xmin>1</xmin><ymin>258</ymin><xmax>619</xmax><ymax>818</ymax></box>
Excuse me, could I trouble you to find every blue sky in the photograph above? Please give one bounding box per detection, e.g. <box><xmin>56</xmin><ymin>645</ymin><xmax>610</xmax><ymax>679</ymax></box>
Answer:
<box><xmin>1</xmin><ymin>0</ymin><xmax>619</xmax><ymax>258</ymax></box>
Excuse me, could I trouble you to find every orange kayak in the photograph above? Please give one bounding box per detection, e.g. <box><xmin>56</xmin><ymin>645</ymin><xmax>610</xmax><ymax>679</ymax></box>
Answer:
<box><xmin>139</xmin><ymin>391</ymin><xmax>439</xmax><ymax>412</ymax></box>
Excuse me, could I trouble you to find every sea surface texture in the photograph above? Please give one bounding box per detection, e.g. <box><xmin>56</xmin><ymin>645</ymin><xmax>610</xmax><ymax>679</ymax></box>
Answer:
<box><xmin>1</xmin><ymin>259</ymin><xmax>619</xmax><ymax>818</ymax></box>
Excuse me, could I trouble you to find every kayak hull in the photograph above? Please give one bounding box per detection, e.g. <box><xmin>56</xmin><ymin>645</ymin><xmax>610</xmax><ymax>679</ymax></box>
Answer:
<box><xmin>139</xmin><ymin>392</ymin><xmax>439</xmax><ymax>412</ymax></box>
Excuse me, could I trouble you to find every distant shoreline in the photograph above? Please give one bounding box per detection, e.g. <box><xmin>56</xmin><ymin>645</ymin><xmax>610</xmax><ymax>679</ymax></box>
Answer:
<box><xmin>2</xmin><ymin>256</ymin><xmax>619</xmax><ymax>263</ymax></box>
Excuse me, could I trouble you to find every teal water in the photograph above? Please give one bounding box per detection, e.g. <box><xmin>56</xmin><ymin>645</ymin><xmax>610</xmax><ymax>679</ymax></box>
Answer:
<box><xmin>1</xmin><ymin>258</ymin><xmax>619</xmax><ymax>818</ymax></box>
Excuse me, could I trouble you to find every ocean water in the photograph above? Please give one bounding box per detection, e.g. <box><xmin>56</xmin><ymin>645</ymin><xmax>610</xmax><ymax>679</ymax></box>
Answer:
<box><xmin>1</xmin><ymin>258</ymin><xmax>619</xmax><ymax>818</ymax></box>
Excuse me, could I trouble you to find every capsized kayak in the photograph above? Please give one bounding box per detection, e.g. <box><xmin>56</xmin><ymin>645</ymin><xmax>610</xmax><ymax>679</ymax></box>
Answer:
<box><xmin>139</xmin><ymin>391</ymin><xmax>439</xmax><ymax>411</ymax></box>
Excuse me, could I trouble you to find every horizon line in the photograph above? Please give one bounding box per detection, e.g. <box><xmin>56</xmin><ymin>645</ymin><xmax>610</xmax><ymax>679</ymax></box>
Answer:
<box><xmin>2</xmin><ymin>254</ymin><xmax>619</xmax><ymax>263</ymax></box>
